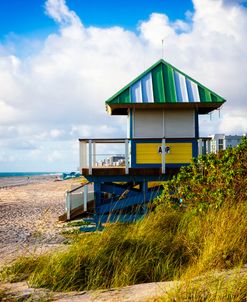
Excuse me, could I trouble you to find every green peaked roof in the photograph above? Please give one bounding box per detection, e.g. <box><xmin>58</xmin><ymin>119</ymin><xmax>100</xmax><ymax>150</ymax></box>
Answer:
<box><xmin>106</xmin><ymin>59</ymin><xmax>226</xmax><ymax>115</ymax></box>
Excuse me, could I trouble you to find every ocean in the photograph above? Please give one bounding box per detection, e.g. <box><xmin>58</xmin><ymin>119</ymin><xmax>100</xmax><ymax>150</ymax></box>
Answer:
<box><xmin>0</xmin><ymin>172</ymin><xmax>61</xmax><ymax>178</ymax></box>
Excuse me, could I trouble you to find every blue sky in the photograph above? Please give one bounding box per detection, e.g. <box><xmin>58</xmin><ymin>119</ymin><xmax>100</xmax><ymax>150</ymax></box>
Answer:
<box><xmin>0</xmin><ymin>0</ymin><xmax>247</xmax><ymax>172</ymax></box>
<box><xmin>0</xmin><ymin>0</ymin><xmax>193</xmax><ymax>38</ymax></box>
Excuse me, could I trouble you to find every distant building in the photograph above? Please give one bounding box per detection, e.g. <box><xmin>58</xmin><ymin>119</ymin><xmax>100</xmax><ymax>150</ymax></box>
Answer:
<box><xmin>97</xmin><ymin>155</ymin><xmax>125</xmax><ymax>167</ymax></box>
<box><xmin>210</xmin><ymin>134</ymin><xmax>245</xmax><ymax>153</ymax></box>
<box><xmin>105</xmin><ymin>155</ymin><xmax>125</xmax><ymax>166</ymax></box>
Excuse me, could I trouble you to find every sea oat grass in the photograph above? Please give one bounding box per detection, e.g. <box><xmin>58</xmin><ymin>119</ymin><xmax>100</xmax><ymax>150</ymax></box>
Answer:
<box><xmin>155</xmin><ymin>269</ymin><xmax>247</xmax><ymax>302</ymax></box>
<box><xmin>1</xmin><ymin>139</ymin><xmax>246</xmax><ymax>292</ymax></box>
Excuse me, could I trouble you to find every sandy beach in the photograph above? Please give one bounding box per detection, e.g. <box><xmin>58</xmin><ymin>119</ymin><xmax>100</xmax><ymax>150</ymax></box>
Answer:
<box><xmin>0</xmin><ymin>176</ymin><xmax>79</xmax><ymax>267</ymax></box>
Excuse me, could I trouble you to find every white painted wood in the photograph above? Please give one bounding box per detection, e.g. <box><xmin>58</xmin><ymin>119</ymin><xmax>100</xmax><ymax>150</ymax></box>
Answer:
<box><xmin>162</xmin><ymin>110</ymin><xmax>165</xmax><ymax>137</ymax></box>
<box><xmin>164</xmin><ymin>109</ymin><xmax>195</xmax><ymax>138</ymax></box>
<box><xmin>93</xmin><ymin>142</ymin><xmax>96</xmax><ymax>167</ymax></box>
<box><xmin>206</xmin><ymin>139</ymin><xmax>211</xmax><ymax>154</ymax></box>
<box><xmin>89</xmin><ymin>140</ymin><xmax>92</xmax><ymax>175</ymax></box>
<box><xmin>133</xmin><ymin>108</ymin><xmax>135</xmax><ymax>138</ymax></box>
<box><xmin>175</xmin><ymin>71</ymin><xmax>189</xmax><ymax>102</ymax></box>
<box><xmin>125</xmin><ymin>139</ymin><xmax>129</xmax><ymax>174</ymax></box>
<box><xmin>79</xmin><ymin>141</ymin><xmax>87</xmax><ymax>169</ymax></box>
<box><xmin>84</xmin><ymin>184</ymin><xmax>88</xmax><ymax>212</ymax></box>
<box><xmin>198</xmin><ymin>139</ymin><xmax>203</xmax><ymax>155</ymax></box>
<box><xmin>142</xmin><ymin>73</ymin><xmax>154</xmax><ymax>103</ymax></box>
<box><xmin>134</xmin><ymin>109</ymin><xmax>163</xmax><ymax>138</ymax></box>
<box><xmin>190</xmin><ymin>81</ymin><xmax>200</xmax><ymax>102</ymax></box>
<box><xmin>134</xmin><ymin>109</ymin><xmax>195</xmax><ymax>138</ymax></box>
<box><xmin>66</xmin><ymin>191</ymin><xmax>71</xmax><ymax>220</ymax></box>
<box><xmin>131</xmin><ymin>80</ymin><xmax>142</xmax><ymax>103</ymax></box>
<box><xmin>162</xmin><ymin>138</ymin><xmax>166</xmax><ymax>174</ymax></box>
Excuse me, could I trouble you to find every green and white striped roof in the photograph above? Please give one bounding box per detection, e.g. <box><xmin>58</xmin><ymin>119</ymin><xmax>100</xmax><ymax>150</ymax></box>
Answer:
<box><xmin>106</xmin><ymin>59</ymin><xmax>226</xmax><ymax>115</ymax></box>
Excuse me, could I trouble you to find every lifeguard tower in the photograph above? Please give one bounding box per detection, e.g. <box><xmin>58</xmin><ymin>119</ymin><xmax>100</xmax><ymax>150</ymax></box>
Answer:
<box><xmin>77</xmin><ymin>59</ymin><xmax>225</xmax><ymax>224</ymax></box>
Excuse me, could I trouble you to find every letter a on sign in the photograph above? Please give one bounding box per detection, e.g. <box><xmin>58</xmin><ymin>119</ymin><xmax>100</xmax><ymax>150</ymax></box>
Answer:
<box><xmin>158</xmin><ymin>146</ymin><xmax>170</xmax><ymax>154</ymax></box>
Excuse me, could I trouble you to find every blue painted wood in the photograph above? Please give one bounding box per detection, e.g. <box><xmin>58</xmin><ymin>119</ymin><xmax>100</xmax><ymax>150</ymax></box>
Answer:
<box><xmin>192</xmin><ymin>140</ymin><xmax>198</xmax><ymax>158</ymax></box>
<box><xmin>100</xmin><ymin>183</ymin><xmax>140</xmax><ymax>195</ymax></box>
<box><xmin>95</xmin><ymin>213</ymin><xmax>146</xmax><ymax>224</ymax></box>
<box><xmin>94</xmin><ymin>182</ymin><xmax>102</xmax><ymax>209</ymax></box>
<box><xmin>96</xmin><ymin>189</ymin><xmax>161</xmax><ymax>214</ymax></box>
<box><xmin>195</xmin><ymin>109</ymin><xmax>199</xmax><ymax>138</ymax></box>
<box><xmin>86</xmin><ymin>174</ymin><xmax>168</xmax><ymax>183</ymax></box>
<box><xmin>79</xmin><ymin>224</ymin><xmax>104</xmax><ymax>232</ymax></box>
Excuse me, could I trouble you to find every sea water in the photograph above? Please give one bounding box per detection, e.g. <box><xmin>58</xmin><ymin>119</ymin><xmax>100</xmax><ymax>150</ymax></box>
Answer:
<box><xmin>0</xmin><ymin>172</ymin><xmax>61</xmax><ymax>178</ymax></box>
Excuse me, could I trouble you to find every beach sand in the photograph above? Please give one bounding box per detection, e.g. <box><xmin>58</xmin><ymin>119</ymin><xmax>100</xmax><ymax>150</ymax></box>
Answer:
<box><xmin>0</xmin><ymin>176</ymin><xmax>80</xmax><ymax>267</ymax></box>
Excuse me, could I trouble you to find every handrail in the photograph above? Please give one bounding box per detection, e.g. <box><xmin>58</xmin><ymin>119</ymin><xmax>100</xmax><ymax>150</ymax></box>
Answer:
<box><xmin>67</xmin><ymin>182</ymin><xmax>90</xmax><ymax>194</ymax></box>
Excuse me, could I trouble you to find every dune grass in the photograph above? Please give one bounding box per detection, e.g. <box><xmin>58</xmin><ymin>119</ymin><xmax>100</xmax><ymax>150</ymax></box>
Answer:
<box><xmin>154</xmin><ymin>269</ymin><xmax>247</xmax><ymax>302</ymax></box>
<box><xmin>1</xmin><ymin>202</ymin><xmax>247</xmax><ymax>292</ymax></box>
<box><xmin>1</xmin><ymin>139</ymin><xmax>247</xmax><ymax>292</ymax></box>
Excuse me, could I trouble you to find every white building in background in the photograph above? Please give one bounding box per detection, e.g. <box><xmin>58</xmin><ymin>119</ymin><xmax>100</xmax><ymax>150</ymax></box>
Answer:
<box><xmin>210</xmin><ymin>134</ymin><xmax>245</xmax><ymax>153</ymax></box>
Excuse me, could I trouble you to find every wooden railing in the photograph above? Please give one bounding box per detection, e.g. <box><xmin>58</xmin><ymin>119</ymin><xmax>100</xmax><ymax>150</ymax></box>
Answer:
<box><xmin>79</xmin><ymin>137</ymin><xmax>212</xmax><ymax>175</ymax></box>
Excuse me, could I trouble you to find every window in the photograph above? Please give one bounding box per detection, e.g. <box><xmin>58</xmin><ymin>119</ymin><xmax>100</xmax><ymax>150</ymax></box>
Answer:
<box><xmin>218</xmin><ymin>138</ymin><xmax>224</xmax><ymax>151</ymax></box>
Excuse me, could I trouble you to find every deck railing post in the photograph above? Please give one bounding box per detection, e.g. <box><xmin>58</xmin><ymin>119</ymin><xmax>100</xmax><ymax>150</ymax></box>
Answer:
<box><xmin>162</xmin><ymin>138</ymin><xmax>166</xmax><ymax>174</ymax></box>
<box><xmin>206</xmin><ymin>139</ymin><xmax>211</xmax><ymax>154</ymax></box>
<box><xmin>89</xmin><ymin>139</ymin><xmax>92</xmax><ymax>175</ymax></box>
<box><xmin>93</xmin><ymin>142</ymin><xmax>96</xmax><ymax>167</ymax></box>
<box><xmin>125</xmin><ymin>139</ymin><xmax>129</xmax><ymax>174</ymax></box>
<box><xmin>79</xmin><ymin>141</ymin><xmax>87</xmax><ymax>170</ymax></box>
<box><xmin>198</xmin><ymin>139</ymin><xmax>203</xmax><ymax>155</ymax></box>
<box><xmin>84</xmin><ymin>184</ymin><xmax>88</xmax><ymax>212</ymax></box>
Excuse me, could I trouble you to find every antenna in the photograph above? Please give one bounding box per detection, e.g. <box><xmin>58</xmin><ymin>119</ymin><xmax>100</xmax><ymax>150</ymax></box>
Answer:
<box><xmin>161</xmin><ymin>39</ymin><xmax>164</xmax><ymax>59</ymax></box>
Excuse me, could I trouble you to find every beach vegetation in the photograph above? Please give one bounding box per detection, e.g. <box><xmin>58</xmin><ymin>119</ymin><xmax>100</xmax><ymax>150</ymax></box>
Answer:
<box><xmin>154</xmin><ymin>269</ymin><xmax>247</xmax><ymax>302</ymax></box>
<box><xmin>0</xmin><ymin>138</ymin><xmax>246</xmax><ymax>293</ymax></box>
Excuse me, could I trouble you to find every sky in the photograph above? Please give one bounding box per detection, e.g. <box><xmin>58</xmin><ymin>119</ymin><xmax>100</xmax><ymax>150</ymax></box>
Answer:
<box><xmin>0</xmin><ymin>0</ymin><xmax>247</xmax><ymax>172</ymax></box>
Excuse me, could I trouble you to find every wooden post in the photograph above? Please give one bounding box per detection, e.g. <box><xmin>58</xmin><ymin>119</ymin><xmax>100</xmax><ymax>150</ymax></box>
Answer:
<box><xmin>84</xmin><ymin>184</ymin><xmax>88</xmax><ymax>212</ymax></box>
<box><xmin>66</xmin><ymin>191</ymin><xmax>71</xmax><ymax>220</ymax></box>
<box><xmin>125</xmin><ymin>139</ymin><xmax>129</xmax><ymax>174</ymax></box>
<box><xmin>198</xmin><ymin>139</ymin><xmax>202</xmax><ymax>155</ymax></box>
<box><xmin>206</xmin><ymin>139</ymin><xmax>211</xmax><ymax>154</ymax></box>
<box><xmin>79</xmin><ymin>141</ymin><xmax>87</xmax><ymax>170</ymax></box>
<box><xmin>89</xmin><ymin>140</ymin><xmax>92</xmax><ymax>175</ymax></box>
<box><xmin>162</xmin><ymin>138</ymin><xmax>166</xmax><ymax>174</ymax></box>
<box><xmin>93</xmin><ymin>142</ymin><xmax>96</xmax><ymax>167</ymax></box>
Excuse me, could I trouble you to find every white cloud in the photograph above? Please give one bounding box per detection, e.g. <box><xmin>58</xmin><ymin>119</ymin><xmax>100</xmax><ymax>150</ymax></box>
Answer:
<box><xmin>45</xmin><ymin>0</ymin><xmax>81</xmax><ymax>26</ymax></box>
<box><xmin>0</xmin><ymin>0</ymin><xmax>247</xmax><ymax>171</ymax></box>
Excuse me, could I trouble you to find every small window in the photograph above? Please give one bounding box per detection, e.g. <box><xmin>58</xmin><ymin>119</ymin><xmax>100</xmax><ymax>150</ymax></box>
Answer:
<box><xmin>218</xmin><ymin>138</ymin><xmax>224</xmax><ymax>151</ymax></box>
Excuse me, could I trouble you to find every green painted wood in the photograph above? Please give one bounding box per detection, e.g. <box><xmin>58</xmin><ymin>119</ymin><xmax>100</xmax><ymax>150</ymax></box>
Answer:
<box><xmin>119</xmin><ymin>88</ymin><xmax>130</xmax><ymax>103</ymax></box>
<box><xmin>110</xmin><ymin>96</ymin><xmax>118</xmax><ymax>104</ymax></box>
<box><xmin>211</xmin><ymin>94</ymin><xmax>217</xmax><ymax>103</ymax></box>
<box><xmin>162</xmin><ymin>64</ymin><xmax>177</xmax><ymax>102</ymax></box>
<box><xmin>198</xmin><ymin>86</ymin><xmax>212</xmax><ymax>103</ymax></box>
<box><xmin>152</xmin><ymin>64</ymin><xmax>165</xmax><ymax>102</ymax></box>
<box><xmin>105</xmin><ymin>59</ymin><xmax>226</xmax><ymax>106</ymax></box>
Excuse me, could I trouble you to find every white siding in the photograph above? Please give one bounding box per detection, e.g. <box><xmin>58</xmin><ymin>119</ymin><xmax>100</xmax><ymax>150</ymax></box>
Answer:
<box><xmin>164</xmin><ymin>110</ymin><xmax>195</xmax><ymax>138</ymax></box>
<box><xmin>134</xmin><ymin>109</ymin><xmax>163</xmax><ymax>138</ymax></box>
<box><xmin>133</xmin><ymin>109</ymin><xmax>195</xmax><ymax>138</ymax></box>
